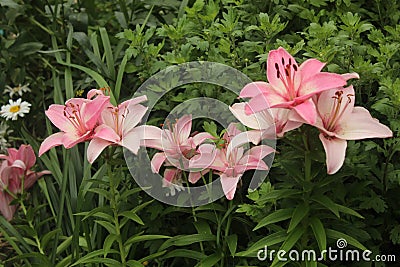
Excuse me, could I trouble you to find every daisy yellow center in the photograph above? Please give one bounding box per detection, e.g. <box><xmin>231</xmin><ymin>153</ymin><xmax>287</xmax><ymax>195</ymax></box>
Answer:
<box><xmin>10</xmin><ymin>105</ymin><xmax>20</xmax><ymax>113</ymax></box>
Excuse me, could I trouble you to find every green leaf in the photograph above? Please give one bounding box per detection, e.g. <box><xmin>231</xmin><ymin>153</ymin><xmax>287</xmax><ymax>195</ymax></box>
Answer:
<box><xmin>270</xmin><ymin>226</ymin><xmax>306</xmax><ymax>267</ymax></box>
<box><xmin>119</xmin><ymin>211</ymin><xmax>144</xmax><ymax>225</ymax></box>
<box><xmin>326</xmin><ymin>229</ymin><xmax>367</xmax><ymax>250</ymax></box>
<box><xmin>163</xmin><ymin>249</ymin><xmax>207</xmax><ymax>260</ymax></box>
<box><xmin>254</xmin><ymin>208</ymin><xmax>294</xmax><ymax>231</ymax></box>
<box><xmin>309</xmin><ymin>217</ymin><xmax>326</xmax><ymax>252</ymax></box>
<box><xmin>287</xmin><ymin>203</ymin><xmax>309</xmax><ymax>233</ymax></box>
<box><xmin>103</xmin><ymin>234</ymin><xmax>118</xmax><ymax>257</ymax></box>
<box><xmin>311</xmin><ymin>195</ymin><xmax>340</xmax><ymax>218</ymax></box>
<box><xmin>194</xmin><ymin>252</ymin><xmax>222</xmax><ymax>267</ymax></box>
<box><xmin>226</xmin><ymin>234</ymin><xmax>238</xmax><ymax>256</ymax></box>
<box><xmin>99</xmin><ymin>28</ymin><xmax>115</xmax><ymax>79</ymax></box>
<box><xmin>95</xmin><ymin>220</ymin><xmax>116</xmax><ymax>234</ymax></box>
<box><xmin>335</xmin><ymin>204</ymin><xmax>364</xmax><ymax>219</ymax></box>
<box><xmin>124</xmin><ymin>235</ymin><xmax>170</xmax><ymax>247</ymax></box>
<box><xmin>70</xmin><ymin>249</ymin><xmax>119</xmax><ymax>266</ymax></box>
<box><xmin>236</xmin><ymin>231</ymin><xmax>287</xmax><ymax>257</ymax></box>
<box><xmin>158</xmin><ymin>234</ymin><xmax>216</xmax><ymax>251</ymax></box>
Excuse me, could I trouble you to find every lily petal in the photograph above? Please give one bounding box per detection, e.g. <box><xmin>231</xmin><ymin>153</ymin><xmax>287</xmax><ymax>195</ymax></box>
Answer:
<box><xmin>87</xmin><ymin>138</ymin><xmax>112</xmax><ymax>164</ymax></box>
<box><xmin>220</xmin><ymin>174</ymin><xmax>241</xmax><ymax>200</ymax></box>
<box><xmin>39</xmin><ymin>132</ymin><xmax>65</xmax><ymax>156</ymax></box>
<box><xmin>337</xmin><ymin>107</ymin><xmax>393</xmax><ymax>140</ymax></box>
<box><xmin>319</xmin><ymin>133</ymin><xmax>347</xmax><ymax>175</ymax></box>
<box><xmin>151</xmin><ymin>152</ymin><xmax>167</xmax><ymax>173</ymax></box>
<box><xmin>292</xmin><ymin>99</ymin><xmax>317</xmax><ymax>125</ymax></box>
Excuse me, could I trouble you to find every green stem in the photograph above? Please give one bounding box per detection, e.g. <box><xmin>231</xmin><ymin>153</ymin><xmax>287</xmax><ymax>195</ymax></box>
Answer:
<box><xmin>20</xmin><ymin>200</ymin><xmax>45</xmax><ymax>254</ymax></box>
<box><xmin>181</xmin><ymin>170</ymin><xmax>205</xmax><ymax>255</ymax></box>
<box><xmin>107</xmin><ymin>162</ymin><xmax>126</xmax><ymax>266</ymax></box>
<box><xmin>302</xmin><ymin>132</ymin><xmax>312</xmax><ymax>182</ymax></box>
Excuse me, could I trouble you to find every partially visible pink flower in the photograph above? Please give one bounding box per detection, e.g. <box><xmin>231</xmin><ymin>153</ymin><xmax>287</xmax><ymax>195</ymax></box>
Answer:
<box><xmin>143</xmin><ymin>115</ymin><xmax>215</xmax><ymax>191</ymax></box>
<box><xmin>0</xmin><ymin>161</ymin><xmax>18</xmax><ymax>221</ymax></box>
<box><xmin>86</xmin><ymin>95</ymin><xmax>161</xmax><ymax>163</ymax></box>
<box><xmin>39</xmin><ymin>93</ymin><xmax>110</xmax><ymax>156</ymax></box>
<box><xmin>191</xmin><ymin>123</ymin><xmax>274</xmax><ymax>200</ymax></box>
<box><xmin>230</xmin><ymin>102</ymin><xmax>302</xmax><ymax>139</ymax></box>
<box><xmin>296</xmin><ymin>86</ymin><xmax>393</xmax><ymax>174</ymax></box>
<box><xmin>0</xmin><ymin>145</ymin><xmax>51</xmax><ymax>221</ymax></box>
<box><xmin>145</xmin><ymin>115</ymin><xmax>214</xmax><ymax>174</ymax></box>
<box><xmin>240</xmin><ymin>47</ymin><xmax>349</xmax><ymax>124</ymax></box>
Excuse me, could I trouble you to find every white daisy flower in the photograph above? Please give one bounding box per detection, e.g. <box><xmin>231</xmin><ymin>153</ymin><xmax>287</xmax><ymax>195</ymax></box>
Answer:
<box><xmin>0</xmin><ymin>99</ymin><xmax>31</xmax><ymax>121</ymax></box>
<box><xmin>4</xmin><ymin>84</ymin><xmax>31</xmax><ymax>97</ymax></box>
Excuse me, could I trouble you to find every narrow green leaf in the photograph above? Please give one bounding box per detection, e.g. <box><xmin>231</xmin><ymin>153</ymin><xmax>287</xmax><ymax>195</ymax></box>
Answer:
<box><xmin>194</xmin><ymin>252</ymin><xmax>222</xmax><ymax>267</ymax></box>
<box><xmin>119</xmin><ymin>211</ymin><xmax>144</xmax><ymax>225</ymax></box>
<box><xmin>254</xmin><ymin>208</ymin><xmax>294</xmax><ymax>230</ymax></box>
<box><xmin>235</xmin><ymin>231</ymin><xmax>287</xmax><ymax>257</ymax></box>
<box><xmin>159</xmin><ymin>234</ymin><xmax>215</xmax><ymax>251</ymax></box>
<box><xmin>103</xmin><ymin>234</ymin><xmax>118</xmax><ymax>257</ymax></box>
<box><xmin>95</xmin><ymin>220</ymin><xmax>116</xmax><ymax>235</ymax></box>
<box><xmin>335</xmin><ymin>204</ymin><xmax>364</xmax><ymax>219</ymax></box>
<box><xmin>287</xmin><ymin>203</ymin><xmax>309</xmax><ymax>233</ymax></box>
<box><xmin>99</xmin><ymin>27</ymin><xmax>116</xmax><ymax>79</ymax></box>
<box><xmin>56</xmin><ymin>236</ymin><xmax>72</xmax><ymax>255</ymax></box>
<box><xmin>326</xmin><ymin>229</ymin><xmax>367</xmax><ymax>250</ymax></box>
<box><xmin>226</xmin><ymin>234</ymin><xmax>238</xmax><ymax>256</ymax></box>
<box><xmin>163</xmin><ymin>249</ymin><xmax>207</xmax><ymax>260</ymax></box>
<box><xmin>125</xmin><ymin>235</ymin><xmax>170</xmax><ymax>247</ymax></box>
<box><xmin>114</xmin><ymin>53</ymin><xmax>128</xmax><ymax>101</ymax></box>
<box><xmin>309</xmin><ymin>217</ymin><xmax>326</xmax><ymax>252</ymax></box>
<box><xmin>70</xmin><ymin>249</ymin><xmax>119</xmax><ymax>266</ymax></box>
<box><xmin>311</xmin><ymin>195</ymin><xmax>340</xmax><ymax>218</ymax></box>
<box><xmin>270</xmin><ymin>226</ymin><xmax>306</xmax><ymax>267</ymax></box>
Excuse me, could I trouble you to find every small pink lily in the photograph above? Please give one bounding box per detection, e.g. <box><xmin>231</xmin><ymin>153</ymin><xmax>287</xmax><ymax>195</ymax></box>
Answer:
<box><xmin>0</xmin><ymin>145</ymin><xmax>51</xmax><ymax>221</ymax></box>
<box><xmin>307</xmin><ymin>86</ymin><xmax>392</xmax><ymax>174</ymax></box>
<box><xmin>0</xmin><ymin>145</ymin><xmax>51</xmax><ymax>193</ymax></box>
<box><xmin>39</xmin><ymin>92</ymin><xmax>110</xmax><ymax>156</ymax></box>
<box><xmin>0</xmin><ymin>161</ymin><xmax>18</xmax><ymax>221</ymax></box>
<box><xmin>144</xmin><ymin>115</ymin><xmax>215</xmax><ymax>188</ymax></box>
<box><xmin>191</xmin><ymin>124</ymin><xmax>274</xmax><ymax>200</ymax></box>
<box><xmin>240</xmin><ymin>47</ymin><xmax>348</xmax><ymax>124</ymax></box>
<box><xmin>230</xmin><ymin>102</ymin><xmax>303</xmax><ymax>139</ymax></box>
<box><xmin>86</xmin><ymin>95</ymin><xmax>161</xmax><ymax>163</ymax></box>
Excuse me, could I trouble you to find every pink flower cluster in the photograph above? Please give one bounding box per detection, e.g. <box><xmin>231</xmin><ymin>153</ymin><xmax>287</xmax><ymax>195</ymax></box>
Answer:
<box><xmin>145</xmin><ymin>115</ymin><xmax>274</xmax><ymax>200</ymax></box>
<box><xmin>0</xmin><ymin>145</ymin><xmax>50</xmax><ymax>220</ymax></box>
<box><xmin>38</xmin><ymin>47</ymin><xmax>393</xmax><ymax>201</ymax></box>
<box><xmin>39</xmin><ymin>89</ymin><xmax>160</xmax><ymax>163</ymax></box>
<box><xmin>234</xmin><ymin>47</ymin><xmax>393</xmax><ymax>174</ymax></box>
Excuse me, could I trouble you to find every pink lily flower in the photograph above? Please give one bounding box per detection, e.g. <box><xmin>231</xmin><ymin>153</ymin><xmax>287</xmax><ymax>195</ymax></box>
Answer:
<box><xmin>86</xmin><ymin>95</ymin><xmax>161</xmax><ymax>163</ymax></box>
<box><xmin>0</xmin><ymin>145</ymin><xmax>51</xmax><ymax>221</ymax></box>
<box><xmin>191</xmin><ymin>124</ymin><xmax>274</xmax><ymax>200</ymax></box>
<box><xmin>39</xmin><ymin>93</ymin><xmax>110</xmax><ymax>156</ymax></box>
<box><xmin>240</xmin><ymin>47</ymin><xmax>348</xmax><ymax>124</ymax></box>
<box><xmin>0</xmin><ymin>145</ymin><xmax>51</xmax><ymax>193</ymax></box>
<box><xmin>143</xmin><ymin>115</ymin><xmax>215</xmax><ymax>188</ymax></box>
<box><xmin>308</xmin><ymin>86</ymin><xmax>392</xmax><ymax>174</ymax></box>
<box><xmin>0</xmin><ymin>161</ymin><xmax>18</xmax><ymax>221</ymax></box>
<box><xmin>230</xmin><ymin>102</ymin><xmax>303</xmax><ymax>139</ymax></box>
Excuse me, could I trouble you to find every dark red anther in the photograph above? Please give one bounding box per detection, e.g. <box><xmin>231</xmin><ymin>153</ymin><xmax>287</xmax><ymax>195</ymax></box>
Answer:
<box><xmin>285</xmin><ymin>69</ymin><xmax>289</xmax><ymax>76</ymax></box>
<box><xmin>293</xmin><ymin>64</ymin><xmax>298</xmax><ymax>71</ymax></box>
<box><xmin>277</xmin><ymin>70</ymin><xmax>280</xmax><ymax>79</ymax></box>
<box><xmin>281</xmin><ymin>57</ymin><xmax>285</xmax><ymax>65</ymax></box>
<box><xmin>275</xmin><ymin>63</ymin><xmax>279</xmax><ymax>70</ymax></box>
<box><xmin>289</xmin><ymin>58</ymin><xmax>292</xmax><ymax>65</ymax></box>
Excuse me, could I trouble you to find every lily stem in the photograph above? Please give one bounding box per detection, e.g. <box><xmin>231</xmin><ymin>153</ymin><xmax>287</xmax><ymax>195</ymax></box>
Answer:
<box><xmin>107</xmin><ymin>162</ymin><xmax>127</xmax><ymax>266</ymax></box>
